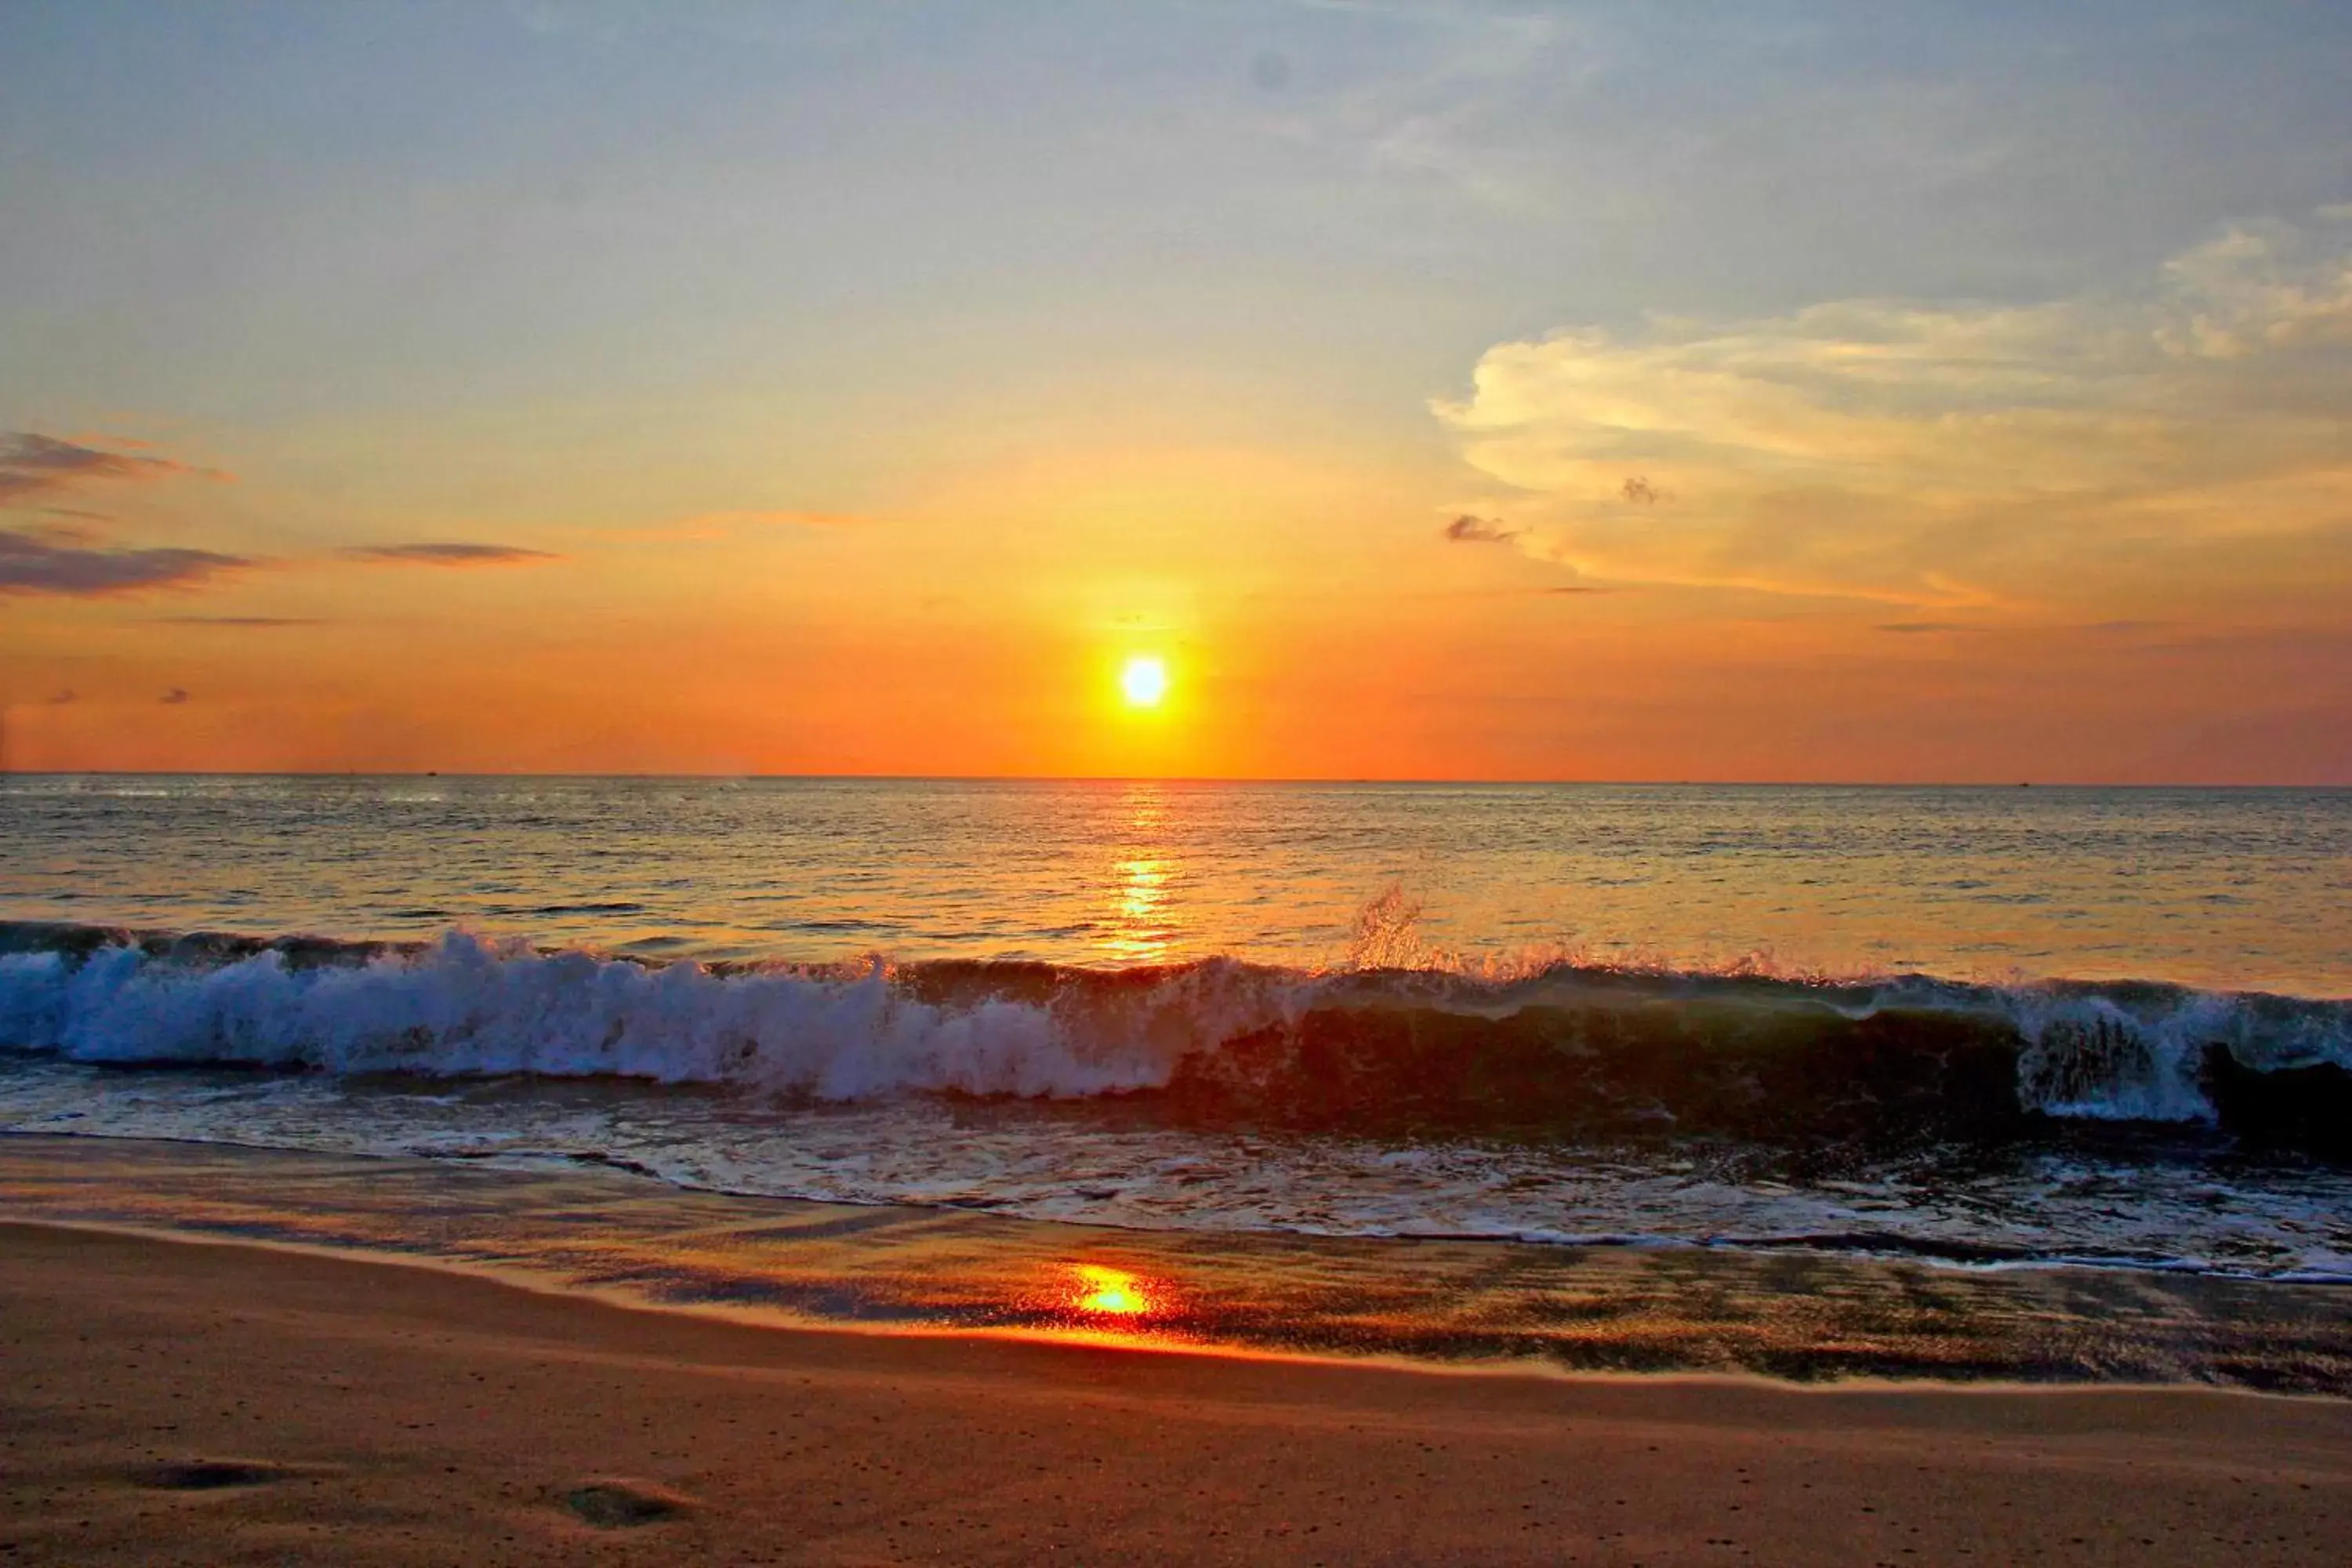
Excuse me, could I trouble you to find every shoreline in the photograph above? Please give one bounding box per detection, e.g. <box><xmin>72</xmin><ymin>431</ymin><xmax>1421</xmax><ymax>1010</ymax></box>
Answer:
<box><xmin>8</xmin><ymin>1131</ymin><xmax>2352</xmax><ymax>1392</ymax></box>
<box><xmin>7</xmin><ymin>1221</ymin><xmax>2350</xmax><ymax>1565</ymax></box>
<box><xmin>16</xmin><ymin>1210</ymin><xmax>2352</xmax><ymax>1409</ymax></box>
<box><xmin>24</xmin><ymin>1117</ymin><xmax>2352</xmax><ymax>1288</ymax></box>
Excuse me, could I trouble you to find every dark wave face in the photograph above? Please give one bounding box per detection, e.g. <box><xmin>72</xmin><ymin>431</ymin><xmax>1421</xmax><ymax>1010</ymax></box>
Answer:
<box><xmin>5</xmin><ymin>920</ymin><xmax>2347</xmax><ymax>1158</ymax></box>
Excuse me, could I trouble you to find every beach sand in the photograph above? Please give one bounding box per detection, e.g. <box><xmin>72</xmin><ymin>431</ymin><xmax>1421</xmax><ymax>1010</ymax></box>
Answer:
<box><xmin>5</xmin><ymin>1222</ymin><xmax>2347</xmax><ymax>1566</ymax></box>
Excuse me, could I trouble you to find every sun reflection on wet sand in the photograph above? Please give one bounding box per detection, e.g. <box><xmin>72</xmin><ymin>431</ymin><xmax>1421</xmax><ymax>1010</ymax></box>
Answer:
<box><xmin>1071</xmin><ymin>1262</ymin><xmax>1154</xmax><ymax>1317</ymax></box>
<box><xmin>995</xmin><ymin>1260</ymin><xmax>1191</xmax><ymax>1349</ymax></box>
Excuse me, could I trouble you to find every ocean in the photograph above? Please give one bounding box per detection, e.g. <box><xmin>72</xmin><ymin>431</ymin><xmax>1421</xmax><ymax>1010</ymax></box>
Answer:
<box><xmin>4</xmin><ymin>775</ymin><xmax>2350</xmax><ymax>1383</ymax></box>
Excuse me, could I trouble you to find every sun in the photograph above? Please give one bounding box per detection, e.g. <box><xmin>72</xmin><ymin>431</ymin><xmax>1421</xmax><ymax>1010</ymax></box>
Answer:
<box><xmin>1119</xmin><ymin>655</ymin><xmax>1170</xmax><ymax>708</ymax></box>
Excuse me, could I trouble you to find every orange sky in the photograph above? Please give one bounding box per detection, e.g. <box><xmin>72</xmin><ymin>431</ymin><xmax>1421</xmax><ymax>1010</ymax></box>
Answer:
<box><xmin>5</xmin><ymin>5</ymin><xmax>2351</xmax><ymax>782</ymax></box>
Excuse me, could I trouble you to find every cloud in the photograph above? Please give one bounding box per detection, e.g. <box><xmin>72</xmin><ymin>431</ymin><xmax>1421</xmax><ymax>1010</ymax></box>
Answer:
<box><xmin>48</xmin><ymin>688</ymin><xmax>75</xmax><ymax>705</ymax></box>
<box><xmin>160</xmin><ymin>688</ymin><xmax>190</xmax><ymax>705</ymax></box>
<box><xmin>0</xmin><ymin>432</ymin><xmax>221</xmax><ymax>504</ymax></box>
<box><xmin>1432</xmin><ymin>209</ymin><xmax>2352</xmax><ymax>608</ymax></box>
<box><xmin>342</xmin><ymin>542</ymin><xmax>561</xmax><ymax>566</ymax></box>
<box><xmin>1441</xmin><ymin>513</ymin><xmax>1514</xmax><ymax>543</ymax></box>
<box><xmin>2157</xmin><ymin>221</ymin><xmax>2352</xmax><ymax>360</ymax></box>
<box><xmin>0</xmin><ymin>529</ymin><xmax>252</xmax><ymax>597</ymax></box>
<box><xmin>11</xmin><ymin>517</ymin><xmax>104</xmax><ymax>547</ymax></box>
<box><xmin>1284</xmin><ymin>2</ymin><xmax>1577</xmax><ymax>206</ymax></box>
<box><xmin>1876</xmin><ymin>622</ymin><xmax>1964</xmax><ymax>634</ymax></box>
<box><xmin>156</xmin><ymin>615</ymin><xmax>322</xmax><ymax>627</ymax></box>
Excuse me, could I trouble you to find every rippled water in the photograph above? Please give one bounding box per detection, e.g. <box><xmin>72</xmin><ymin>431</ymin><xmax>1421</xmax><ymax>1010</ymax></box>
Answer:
<box><xmin>4</xmin><ymin>774</ymin><xmax>2349</xmax><ymax>989</ymax></box>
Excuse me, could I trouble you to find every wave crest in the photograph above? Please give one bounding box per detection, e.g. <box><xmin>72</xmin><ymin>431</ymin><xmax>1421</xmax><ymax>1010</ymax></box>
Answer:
<box><xmin>2</xmin><ymin>921</ymin><xmax>2347</xmax><ymax>1152</ymax></box>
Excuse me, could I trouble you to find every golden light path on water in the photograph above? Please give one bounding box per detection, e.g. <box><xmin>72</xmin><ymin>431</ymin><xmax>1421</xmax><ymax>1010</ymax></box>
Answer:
<box><xmin>1108</xmin><ymin>858</ymin><xmax>1171</xmax><ymax>963</ymax></box>
<box><xmin>1102</xmin><ymin>783</ymin><xmax>1177</xmax><ymax>964</ymax></box>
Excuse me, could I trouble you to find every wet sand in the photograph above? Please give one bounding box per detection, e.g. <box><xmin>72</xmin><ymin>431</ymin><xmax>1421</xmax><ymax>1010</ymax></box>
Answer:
<box><xmin>5</xmin><ymin>1222</ymin><xmax>2350</xmax><ymax>1566</ymax></box>
<box><xmin>10</xmin><ymin>1134</ymin><xmax>2352</xmax><ymax>1391</ymax></box>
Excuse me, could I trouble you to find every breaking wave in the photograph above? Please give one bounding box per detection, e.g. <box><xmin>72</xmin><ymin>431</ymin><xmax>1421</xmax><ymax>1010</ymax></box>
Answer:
<box><xmin>2</xmin><ymin>920</ymin><xmax>2348</xmax><ymax>1153</ymax></box>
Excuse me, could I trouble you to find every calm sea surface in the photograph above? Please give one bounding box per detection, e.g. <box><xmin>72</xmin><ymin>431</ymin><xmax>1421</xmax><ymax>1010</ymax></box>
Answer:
<box><xmin>2</xmin><ymin>775</ymin><xmax>2347</xmax><ymax>990</ymax></box>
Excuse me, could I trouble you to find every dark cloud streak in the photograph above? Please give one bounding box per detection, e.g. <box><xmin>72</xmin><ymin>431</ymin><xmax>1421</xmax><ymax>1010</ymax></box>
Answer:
<box><xmin>342</xmin><ymin>542</ymin><xmax>561</xmax><ymax>566</ymax></box>
<box><xmin>0</xmin><ymin>432</ymin><xmax>210</xmax><ymax>503</ymax></box>
<box><xmin>0</xmin><ymin>528</ymin><xmax>252</xmax><ymax>597</ymax></box>
<box><xmin>1442</xmin><ymin>514</ymin><xmax>1515</xmax><ymax>543</ymax></box>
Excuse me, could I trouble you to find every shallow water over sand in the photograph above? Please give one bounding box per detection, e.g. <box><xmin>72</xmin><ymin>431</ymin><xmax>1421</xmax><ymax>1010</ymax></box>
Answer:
<box><xmin>8</xmin><ymin>1060</ymin><xmax>2352</xmax><ymax>1281</ymax></box>
<box><xmin>7</xmin><ymin>1136</ymin><xmax>2350</xmax><ymax>1392</ymax></box>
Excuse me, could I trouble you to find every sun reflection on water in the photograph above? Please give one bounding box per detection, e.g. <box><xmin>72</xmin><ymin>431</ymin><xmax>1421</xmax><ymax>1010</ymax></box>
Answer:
<box><xmin>1101</xmin><ymin>782</ymin><xmax>1180</xmax><ymax>963</ymax></box>
<box><xmin>1106</xmin><ymin>857</ymin><xmax>1171</xmax><ymax>961</ymax></box>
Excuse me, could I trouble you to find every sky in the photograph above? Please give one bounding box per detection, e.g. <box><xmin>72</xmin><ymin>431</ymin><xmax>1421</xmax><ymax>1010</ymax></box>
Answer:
<box><xmin>4</xmin><ymin>0</ymin><xmax>2350</xmax><ymax>781</ymax></box>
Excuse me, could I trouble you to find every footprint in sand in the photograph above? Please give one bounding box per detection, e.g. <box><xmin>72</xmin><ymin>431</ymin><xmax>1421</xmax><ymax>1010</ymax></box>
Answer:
<box><xmin>560</xmin><ymin>1479</ymin><xmax>692</xmax><ymax>1528</ymax></box>
<box><xmin>138</xmin><ymin>1460</ymin><xmax>299</xmax><ymax>1491</ymax></box>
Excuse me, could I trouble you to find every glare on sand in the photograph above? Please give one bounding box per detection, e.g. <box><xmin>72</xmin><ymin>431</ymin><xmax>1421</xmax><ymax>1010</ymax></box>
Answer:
<box><xmin>1071</xmin><ymin>1263</ymin><xmax>1153</xmax><ymax>1317</ymax></box>
<box><xmin>1119</xmin><ymin>655</ymin><xmax>1170</xmax><ymax>708</ymax></box>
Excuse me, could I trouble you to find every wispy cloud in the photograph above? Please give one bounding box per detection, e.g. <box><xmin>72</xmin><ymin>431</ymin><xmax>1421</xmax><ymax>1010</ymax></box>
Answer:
<box><xmin>1876</xmin><ymin>622</ymin><xmax>1964</xmax><ymax>634</ymax></box>
<box><xmin>1265</xmin><ymin>1</ymin><xmax>1581</xmax><ymax>208</ymax></box>
<box><xmin>156</xmin><ymin>615</ymin><xmax>324</xmax><ymax>627</ymax></box>
<box><xmin>342</xmin><ymin>542</ymin><xmax>561</xmax><ymax>566</ymax></box>
<box><xmin>0</xmin><ymin>432</ymin><xmax>223</xmax><ymax>504</ymax></box>
<box><xmin>0</xmin><ymin>529</ymin><xmax>252</xmax><ymax>597</ymax></box>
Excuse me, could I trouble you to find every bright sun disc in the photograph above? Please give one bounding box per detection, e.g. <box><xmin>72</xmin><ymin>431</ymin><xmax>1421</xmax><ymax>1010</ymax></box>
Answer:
<box><xmin>1120</xmin><ymin>655</ymin><xmax>1170</xmax><ymax>708</ymax></box>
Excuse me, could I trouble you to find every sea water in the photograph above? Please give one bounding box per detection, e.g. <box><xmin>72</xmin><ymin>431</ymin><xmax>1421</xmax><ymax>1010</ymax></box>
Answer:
<box><xmin>3</xmin><ymin>775</ymin><xmax>2350</xmax><ymax>1353</ymax></box>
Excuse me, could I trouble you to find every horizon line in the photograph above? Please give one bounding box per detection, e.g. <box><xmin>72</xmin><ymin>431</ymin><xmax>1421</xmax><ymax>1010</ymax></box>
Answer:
<box><xmin>0</xmin><ymin>768</ymin><xmax>2343</xmax><ymax>790</ymax></box>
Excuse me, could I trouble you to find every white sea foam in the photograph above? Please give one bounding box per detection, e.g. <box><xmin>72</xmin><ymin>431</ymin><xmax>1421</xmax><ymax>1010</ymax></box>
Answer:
<box><xmin>0</xmin><ymin>934</ymin><xmax>1276</xmax><ymax>1098</ymax></box>
<box><xmin>2006</xmin><ymin>991</ymin><xmax>2236</xmax><ymax>1121</ymax></box>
